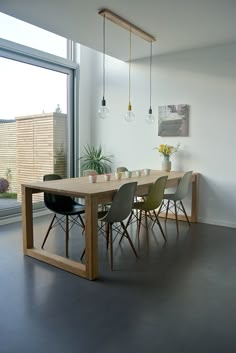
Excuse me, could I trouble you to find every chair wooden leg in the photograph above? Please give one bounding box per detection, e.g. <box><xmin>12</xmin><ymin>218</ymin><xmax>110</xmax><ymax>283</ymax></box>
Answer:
<box><xmin>180</xmin><ymin>201</ymin><xmax>191</xmax><ymax>227</ymax></box>
<box><xmin>41</xmin><ymin>214</ymin><xmax>56</xmax><ymax>249</ymax></box>
<box><xmin>120</xmin><ymin>221</ymin><xmax>138</xmax><ymax>258</ymax></box>
<box><xmin>109</xmin><ymin>223</ymin><xmax>113</xmax><ymax>271</ymax></box>
<box><xmin>65</xmin><ymin>215</ymin><xmax>69</xmax><ymax>257</ymax></box>
<box><xmin>174</xmin><ymin>201</ymin><xmax>179</xmax><ymax>233</ymax></box>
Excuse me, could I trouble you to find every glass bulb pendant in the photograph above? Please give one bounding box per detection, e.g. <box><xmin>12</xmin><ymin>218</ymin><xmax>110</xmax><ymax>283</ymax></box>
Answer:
<box><xmin>146</xmin><ymin>107</ymin><xmax>155</xmax><ymax>124</ymax></box>
<box><xmin>98</xmin><ymin>98</ymin><xmax>110</xmax><ymax>119</ymax></box>
<box><xmin>125</xmin><ymin>103</ymin><xmax>135</xmax><ymax>122</ymax></box>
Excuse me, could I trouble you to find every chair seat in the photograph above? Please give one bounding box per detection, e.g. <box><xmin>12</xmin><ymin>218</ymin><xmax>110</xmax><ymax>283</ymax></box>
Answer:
<box><xmin>98</xmin><ymin>210</ymin><xmax>108</xmax><ymax>220</ymax></box>
<box><xmin>132</xmin><ymin>201</ymin><xmax>147</xmax><ymax>211</ymax></box>
<box><xmin>49</xmin><ymin>202</ymin><xmax>85</xmax><ymax>216</ymax></box>
<box><xmin>163</xmin><ymin>193</ymin><xmax>176</xmax><ymax>201</ymax></box>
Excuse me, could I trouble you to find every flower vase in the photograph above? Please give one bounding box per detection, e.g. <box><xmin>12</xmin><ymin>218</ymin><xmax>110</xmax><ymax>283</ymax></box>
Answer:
<box><xmin>161</xmin><ymin>156</ymin><xmax>171</xmax><ymax>172</ymax></box>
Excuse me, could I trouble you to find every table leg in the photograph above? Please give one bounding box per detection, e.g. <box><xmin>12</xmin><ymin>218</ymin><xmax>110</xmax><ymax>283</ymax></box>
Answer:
<box><xmin>22</xmin><ymin>185</ymin><xmax>34</xmax><ymax>253</ymax></box>
<box><xmin>190</xmin><ymin>174</ymin><xmax>199</xmax><ymax>223</ymax></box>
<box><xmin>85</xmin><ymin>195</ymin><xmax>98</xmax><ymax>280</ymax></box>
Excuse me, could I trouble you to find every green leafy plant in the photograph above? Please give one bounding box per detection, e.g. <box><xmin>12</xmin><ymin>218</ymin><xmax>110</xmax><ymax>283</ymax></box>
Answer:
<box><xmin>80</xmin><ymin>144</ymin><xmax>113</xmax><ymax>174</ymax></box>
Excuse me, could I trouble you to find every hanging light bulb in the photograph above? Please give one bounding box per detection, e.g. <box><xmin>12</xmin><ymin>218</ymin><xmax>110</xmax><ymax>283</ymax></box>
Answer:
<box><xmin>98</xmin><ymin>14</ymin><xmax>110</xmax><ymax>119</ymax></box>
<box><xmin>125</xmin><ymin>29</ymin><xmax>135</xmax><ymax>122</ymax></box>
<box><xmin>145</xmin><ymin>41</ymin><xmax>155</xmax><ymax>124</ymax></box>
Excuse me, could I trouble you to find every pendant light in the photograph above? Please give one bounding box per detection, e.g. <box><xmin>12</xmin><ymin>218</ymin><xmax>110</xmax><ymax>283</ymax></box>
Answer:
<box><xmin>124</xmin><ymin>29</ymin><xmax>135</xmax><ymax>122</ymax></box>
<box><xmin>98</xmin><ymin>14</ymin><xmax>110</xmax><ymax>119</ymax></box>
<box><xmin>146</xmin><ymin>41</ymin><xmax>155</xmax><ymax>124</ymax></box>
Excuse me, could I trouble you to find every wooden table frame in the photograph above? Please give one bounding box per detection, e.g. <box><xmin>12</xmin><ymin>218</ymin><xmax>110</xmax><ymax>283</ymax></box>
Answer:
<box><xmin>22</xmin><ymin>170</ymin><xmax>199</xmax><ymax>280</ymax></box>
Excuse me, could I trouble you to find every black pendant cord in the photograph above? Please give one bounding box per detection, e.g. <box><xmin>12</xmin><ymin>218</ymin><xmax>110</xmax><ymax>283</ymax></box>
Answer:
<box><xmin>149</xmin><ymin>41</ymin><xmax>152</xmax><ymax>111</ymax></box>
<box><xmin>128</xmin><ymin>29</ymin><xmax>131</xmax><ymax>108</ymax></box>
<box><xmin>102</xmin><ymin>14</ymin><xmax>106</xmax><ymax>102</ymax></box>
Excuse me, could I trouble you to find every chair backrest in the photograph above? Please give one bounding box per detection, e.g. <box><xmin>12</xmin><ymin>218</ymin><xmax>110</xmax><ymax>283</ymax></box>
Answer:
<box><xmin>143</xmin><ymin>176</ymin><xmax>168</xmax><ymax>211</ymax></box>
<box><xmin>103</xmin><ymin>182</ymin><xmax>137</xmax><ymax>223</ymax></box>
<box><xmin>174</xmin><ymin>171</ymin><xmax>193</xmax><ymax>200</ymax></box>
<box><xmin>83</xmin><ymin>169</ymin><xmax>98</xmax><ymax>176</ymax></box>
<box><xmin>43</xmin><ymin>174</ymin><xmax>73</xmax><ymax>212</ymax></box>
<box><xmin>116</xmin><ymin>167</ymin><xmax>128</xmax><ymax>173</ymax></box>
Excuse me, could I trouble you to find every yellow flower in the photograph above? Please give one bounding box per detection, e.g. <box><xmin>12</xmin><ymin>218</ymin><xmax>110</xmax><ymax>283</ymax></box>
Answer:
<box><xmin>154</xmin><ymin>143</ymin><xmax>180</xmax><ymax>158</ymax></box>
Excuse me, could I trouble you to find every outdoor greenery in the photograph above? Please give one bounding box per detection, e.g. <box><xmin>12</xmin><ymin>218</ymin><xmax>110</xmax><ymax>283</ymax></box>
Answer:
<box><xmin>80</xmin><ymin>144</ymin><xmax>113</xmax><ymax>174</ymax></box>
<box><xmin>0</xmin><ymin>192</ymin><xmax>17</xmax><ymax>199</ymax></box>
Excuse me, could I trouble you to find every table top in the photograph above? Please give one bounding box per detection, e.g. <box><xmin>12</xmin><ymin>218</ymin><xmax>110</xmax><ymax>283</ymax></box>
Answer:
<box><xmin>22</xmin><ymin>170</ymin><xmax>195</xmax><ymax>198</ymax></box>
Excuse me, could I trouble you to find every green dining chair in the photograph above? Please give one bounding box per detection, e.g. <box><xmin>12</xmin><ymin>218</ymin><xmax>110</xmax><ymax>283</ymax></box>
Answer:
<box><xmin>123</xmin><ymin>176</ymin><xmax>168</xmax><ymax>242</ymax></box>
<box><xmin>158</xmin><ymin>171</ymin><xmax>193</xmax><ymax>232</ymax></box>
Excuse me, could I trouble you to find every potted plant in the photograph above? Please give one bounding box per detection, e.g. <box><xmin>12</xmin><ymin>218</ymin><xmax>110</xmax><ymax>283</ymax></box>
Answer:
<box><xmin>80</xmin><ymin>144</ymin><xmax>113</xmax><ymax>174</ymax></box>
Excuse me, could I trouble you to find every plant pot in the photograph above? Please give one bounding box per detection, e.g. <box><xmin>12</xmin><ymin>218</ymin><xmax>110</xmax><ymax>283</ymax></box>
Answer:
<box><xmin>161</xmin><ymin>157</ymin><xmax>171</xmax><ymax>172</ymax></box>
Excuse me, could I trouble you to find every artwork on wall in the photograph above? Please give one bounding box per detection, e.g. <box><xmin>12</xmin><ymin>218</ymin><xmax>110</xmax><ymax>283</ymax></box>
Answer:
<box><xmin>158</xmin><ymin>104</ymin><xmax>189</xmax><ymax>136</ymax></box>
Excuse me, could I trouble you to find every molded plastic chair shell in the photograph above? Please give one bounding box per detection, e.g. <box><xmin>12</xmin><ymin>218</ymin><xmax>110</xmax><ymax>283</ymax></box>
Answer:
<box><xmin>164</xmin><ymin>171</ymin><xmax>193</xmax><ymax>201</ymax></box>
<box><xmin>131</xmin><ymin>176</ymin><xmax>168</xmax><ymax>241</ymax></box>
<box><xmin>116</xmin><ymin>167</ymin><xmax>128</xmax><ymax>173</ymax></box>
<box><xmin>42</xmin><ymin>174</ymin><xmax>85</xmax><ymax>257</ymax></box>
<box><xmin>99</xmin><ymin>182</ymin><xmax>137</xmax><ymax>223</ymax></box>
<box><xmin>160</xmin><ymin>171</ymin><xmax>193</xmax><ymax>232</ymax></box>
<box><xmin>98</xmin><ymin>181</ymin><xmax>138</xmax><ymax>270</ymax></box>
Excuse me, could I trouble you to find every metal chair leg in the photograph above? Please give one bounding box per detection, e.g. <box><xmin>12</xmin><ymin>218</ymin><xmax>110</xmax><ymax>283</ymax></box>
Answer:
<box><xmin>180</xmin><ymin>201</ymin><xmax>191</xmax><ymax>227</ymax></box>
<box><xmin>174</xmin><ymin>201</ymin><xmax>179</xmax><ymax>233</ymax></box>
<box><xmin>154</xmin><ymin>212</ymin><xmax>166</xmax><ymax>242</ymax></box>
<box><xmin>41</xmin><ymin>214</ymin><xmax>56</xmax><ymax>249</ymax></box>
<box><xmin>65</xmin><ymin>215</ymin><xmax>69</xmax><ymax>257</ymax></box>
<box><xmin>120</xmin><ymin>221</ymin><xmax>138</xmax><ymax>258</ymax></box>
<box><xmin>109</xmin><ymin>223</ymin><xmax>113</xmax><ymax>271</ymax></box>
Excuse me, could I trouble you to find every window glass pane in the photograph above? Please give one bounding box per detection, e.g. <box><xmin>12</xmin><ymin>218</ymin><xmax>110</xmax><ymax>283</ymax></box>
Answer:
<box><xmin>0</xmin><ymin>12</ymin><xmax>67</xmax><ymax>58</ymax></box>
<box><xmin>0</xmin><ymin>57</ymin><xmax>69</xmax><ymax>215</ymax></box>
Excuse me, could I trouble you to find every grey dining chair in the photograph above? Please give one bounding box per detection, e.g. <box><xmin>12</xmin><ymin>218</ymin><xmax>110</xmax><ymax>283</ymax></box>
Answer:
<box><xmin>81</xmin><ymin>181</ymin><xmax>138</xmax><ymax>270</ymax></box>
<box><xmin>116</xmin><ymin>166</ymin><xmax>128</xmax><ymax>173</ymax></box>
<box><xmin>158</xmin><ymin>171</ymin><xmax>193</xmax><ymax>232</ymax></box>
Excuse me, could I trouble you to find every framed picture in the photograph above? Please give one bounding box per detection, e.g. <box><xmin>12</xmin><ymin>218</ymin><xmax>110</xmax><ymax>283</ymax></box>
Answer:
<box><xmin>158</xmin><ymin>104</ymin><xmax>189</xmax><ymax>136</ymax></box>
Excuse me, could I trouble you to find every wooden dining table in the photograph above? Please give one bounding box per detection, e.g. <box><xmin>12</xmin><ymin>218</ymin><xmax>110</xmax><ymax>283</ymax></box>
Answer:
<box><xmin>22</xmin><ymin>170</ymin><xmax>199</xmax><ymax>280</ymax></box>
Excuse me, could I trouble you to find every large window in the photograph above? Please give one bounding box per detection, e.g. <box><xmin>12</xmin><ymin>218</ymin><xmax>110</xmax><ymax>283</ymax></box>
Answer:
<box><xmin>0</xmin><ymin>12</ymin><xmax>67</xmax><ymax>58</ymax></box>
<box><xmin>0</xmin><ymin>13</ymin><xmax>78</xmax><ymax>220</ymax></box>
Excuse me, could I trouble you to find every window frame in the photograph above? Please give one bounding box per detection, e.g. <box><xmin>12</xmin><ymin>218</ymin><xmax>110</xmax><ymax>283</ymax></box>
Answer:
<box><xmin>0</xmin><ymin>38</ymin><xmax>79</xmax><ymax>219</ymax></box>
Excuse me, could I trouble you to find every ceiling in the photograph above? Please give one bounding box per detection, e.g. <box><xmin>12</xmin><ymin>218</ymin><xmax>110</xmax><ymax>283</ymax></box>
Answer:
<box><xmin>0</xmin><ymin>0</ymin><xmax>236</xmax><ymax>61</ymax></box>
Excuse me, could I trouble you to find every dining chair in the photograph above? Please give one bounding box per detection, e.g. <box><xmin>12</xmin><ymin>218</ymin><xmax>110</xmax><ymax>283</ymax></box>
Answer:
<box><xmin>41</xmin><ymin>174</ymin><xmax>85</xmax><ymax>257</ymax></box>
<box><xmin>122</xmin><ymin>176</ymin><xmax>168</xmax><ymax>243</ymax></box>
<box><xmin>81</xmin><ymin>181</ymin><xmax>138</xmax><ymax>270</ymax></box>
<box><xmin>158</xmin><ymin>171</ymin><xmax>193</xmax><ymax>232</ymax></box>
<box><xmin>116</xmin><ymin>166</ymin><xmax>128</xmax><ymax>173</ymax></box>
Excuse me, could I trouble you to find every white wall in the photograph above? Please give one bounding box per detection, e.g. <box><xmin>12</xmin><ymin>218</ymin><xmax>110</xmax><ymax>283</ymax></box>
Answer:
<box><xmin>79</xmin><ymin>42</ymin><xmax>236</xmax><ymax>228</ymax></box>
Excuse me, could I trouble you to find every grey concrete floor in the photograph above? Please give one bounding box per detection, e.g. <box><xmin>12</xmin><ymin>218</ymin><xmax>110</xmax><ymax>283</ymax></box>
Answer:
<box><xmin>0</xmin><ymin>216</ymin><xmax>236</xmax><ymax>353</ymax></box>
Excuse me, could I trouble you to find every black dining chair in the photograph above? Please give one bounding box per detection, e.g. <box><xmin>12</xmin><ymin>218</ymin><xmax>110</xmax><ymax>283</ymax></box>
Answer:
<box><xmin>41</xmin><ymin>174</ymin><xmax>85</xmax><ymax>257</ymax></box>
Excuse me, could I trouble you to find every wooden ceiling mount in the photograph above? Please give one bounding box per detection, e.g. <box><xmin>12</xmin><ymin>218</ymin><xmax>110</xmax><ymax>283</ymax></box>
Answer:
<box><xmin>98</xmin><ymin>9</ymin><xmax>156</xmax><ymax>43</ymax></box>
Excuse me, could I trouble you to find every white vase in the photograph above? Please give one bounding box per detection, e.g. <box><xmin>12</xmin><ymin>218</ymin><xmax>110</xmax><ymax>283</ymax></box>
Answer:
<box><xmin>161</xmin><ymin>156</ymin><xmax>171</xmax><ymax>172</ymax></box>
